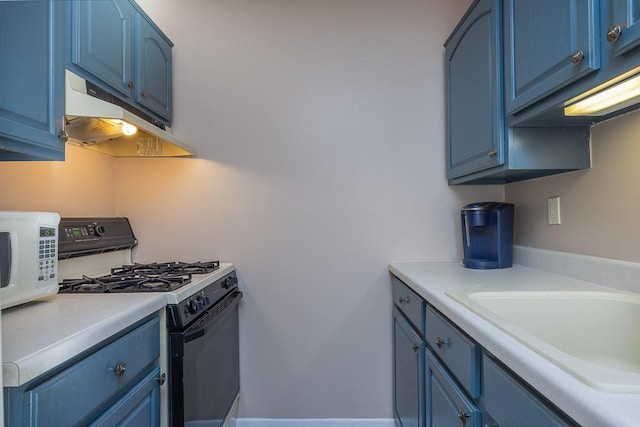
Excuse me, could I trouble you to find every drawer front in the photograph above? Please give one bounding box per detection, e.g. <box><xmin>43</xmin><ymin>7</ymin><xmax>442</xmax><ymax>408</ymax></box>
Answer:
<box><xmin>27</xmin><ymin>316</ymin><xmax>160</xmax><ymax>426</ymax></box>
<box><xmin>392</xmin><ymin>276</ymin><xmax>425</xmax><ymax>334</ymax></box>
<box><xmin>483</xmin><ymin>354</ymin><xmax>577</xmax><ymax>427</ymax></box>
<box><xmin>425</xmin><ymin>305</ymin><xmax>480</xmax><ymax>398</ymax></box>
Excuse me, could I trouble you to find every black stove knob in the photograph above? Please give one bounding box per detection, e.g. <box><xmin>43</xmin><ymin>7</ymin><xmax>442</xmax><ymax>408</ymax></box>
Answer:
<box><xmin>94</xmin><ymin>224</ymin><xmax>106</xmax><ymax>236</ymax></box>
<box><xmin>187</xmin><ymin>300</ymin><xmax>198</xmax><ymax>315</ymax></box>
<box><xmin>222</xmin><ymin>277</ymin><xmax>231</xmax><ymax>289</ymax></box>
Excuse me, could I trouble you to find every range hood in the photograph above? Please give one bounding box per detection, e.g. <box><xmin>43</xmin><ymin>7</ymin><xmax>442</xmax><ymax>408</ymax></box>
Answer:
<box><xmin>64</xmin><ymin>70</ymin><xmax>195</xmax><ymax>157</ymax></box>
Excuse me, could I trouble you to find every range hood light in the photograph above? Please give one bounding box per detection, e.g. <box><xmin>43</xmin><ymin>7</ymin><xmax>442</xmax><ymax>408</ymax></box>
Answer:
<box><xmin>564</xmin><ymin>67</ymin><xmax>640</xmax><ymax>116</ymax></box>
<box><xmin>121</xmin><ymin>122</ymin><xmax>138</xmax><ymax>136</ymax></box>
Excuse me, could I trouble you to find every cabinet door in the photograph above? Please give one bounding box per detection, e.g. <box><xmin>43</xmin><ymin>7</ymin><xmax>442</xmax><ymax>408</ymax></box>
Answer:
<box><xmin>610</xmin><ymin>0</ymin><xmax>640</xmax><ymax>56</ymax></box>
<box><xmin>135</xmin><ymin>14</ymin><xmax>172</xmax><ymax>121</ymax></box>
<box><xmin>483</xmin><ymin>354</ymin><xmax>577</xmax><ymax>427</ymax></box>
<box><xmin>71</xmin><ymin>0</ymin><xmax>135</xmax><ymax>98</ymax></box>
<box><xmin>426</xmin><ymin>350</ymin><xmax>481</xmax><ymax>427</ymax></box>
<box><xmin>445</xmin><ymin>0</ymin><xmax>504</xmax><ymax>180</ymax></box>
<box><xmin>89</xmin><ymin>367</ymin><xmax>161</xmax><ymax>427</ymax></box>
<box><xmin>393</xmin><ymin>308</ymin><xmax>425</xmax><ymax>427</ymax></box>
<box><xmin>0</xmin><ymin>0</ymin><xmax>65</xmax><ymax>161</ymax></box>
<box><xmin>504</xmin><ymin>0</ymin><xmax>599</xmax><ymax>114</ymax></box>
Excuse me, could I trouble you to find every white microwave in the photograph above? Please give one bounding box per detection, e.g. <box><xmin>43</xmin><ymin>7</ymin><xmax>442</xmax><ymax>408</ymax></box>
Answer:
<box><xmin>0</xmin><ymin>211</ymin><xmax>61</xmax><ymax>309</ymax></box>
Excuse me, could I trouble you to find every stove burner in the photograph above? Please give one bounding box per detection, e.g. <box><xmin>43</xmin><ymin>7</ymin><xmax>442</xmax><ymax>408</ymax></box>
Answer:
<box><xmin>59</xmin><ymin>260</ymin><xmax>220</xmax><ymax>293</ymax></box>
<box><xmin>111</xmin><ymin>261</ymin><xmax>220</xmax><ymax>276</ymax></box>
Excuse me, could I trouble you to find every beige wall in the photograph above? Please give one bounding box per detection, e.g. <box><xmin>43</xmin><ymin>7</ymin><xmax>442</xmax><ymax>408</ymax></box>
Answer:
<box><xmin>0</xmin><ymin>144</ymin><xmax>116</xmax><ymax>216</ymax></box>
<box><xmin>506</xmin><ymin>108</ymin><xmax>640</xmax><ymax>263</ymax></box>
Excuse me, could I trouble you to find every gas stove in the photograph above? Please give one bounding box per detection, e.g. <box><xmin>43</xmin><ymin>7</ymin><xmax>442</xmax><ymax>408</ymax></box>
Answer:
<box><xmin>56</xmin><ymin>217</ymin><xmax>237</xmax><ymax>325</ymax></box>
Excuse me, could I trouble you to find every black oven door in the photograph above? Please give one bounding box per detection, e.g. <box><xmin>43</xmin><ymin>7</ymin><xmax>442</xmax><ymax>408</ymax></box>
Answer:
<box><xmin>170</xmin><ymin>290</ymin><xmax>242</xmax><ymax>427</ymax></box>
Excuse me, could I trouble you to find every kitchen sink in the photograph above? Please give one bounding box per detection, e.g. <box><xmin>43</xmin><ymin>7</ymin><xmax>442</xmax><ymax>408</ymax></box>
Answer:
<box><xmin>447</xmin><ymin>289</ymin><xmax>640</xmax><ymax>392</ymax></box>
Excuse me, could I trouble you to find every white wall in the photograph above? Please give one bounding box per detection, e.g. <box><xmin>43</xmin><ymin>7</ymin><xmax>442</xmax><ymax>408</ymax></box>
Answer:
<box><xmin>0</xmin><ymin>0</ymin><xmax>504</xmax><ymax>419</ymax></box>
<box><xmin>125</xmin><ymin>0</ymin><xmax>500</xmax><ymax>419</ymax></box>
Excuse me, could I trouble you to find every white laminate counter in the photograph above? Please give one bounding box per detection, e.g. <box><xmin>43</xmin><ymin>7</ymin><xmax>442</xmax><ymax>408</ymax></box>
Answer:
<box><xmin>389</xmin><ymin>261</ymin><xmax>640</xmax><ymax>427</ymax></box>
<box><xmin>2</xmin><ymin>293</ymin><xmax>166</xmax><ymax>387</ymax></box>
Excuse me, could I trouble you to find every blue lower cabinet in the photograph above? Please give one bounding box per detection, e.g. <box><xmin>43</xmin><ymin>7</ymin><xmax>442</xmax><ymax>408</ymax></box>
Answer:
<box><xmin>482</xmin><ymin>354</ymin><xmax>578</xmax><ymax>427</ymax></box>
<box><xmin>4</xmin><ymin>315</ymin><xmax>161</xmax><ymax>426</ymax></box>
<box><xmin>426</xmin><ymin>350</ymin><xmax>481</xmax><ymax>427</ymax></box>
<box><xmin>393</xmin><ymin>307</ymin><xmax>425</xmax><ymax>427</ymax></box>
<box><xmin>89</xmin><ymin>367</ymin><xmax>161</xmax><ymax>427</ymax></box>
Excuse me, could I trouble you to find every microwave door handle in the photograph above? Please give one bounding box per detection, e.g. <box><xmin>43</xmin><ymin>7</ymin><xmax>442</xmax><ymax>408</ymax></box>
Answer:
<box><xmin>0</xmin><ymin>232</ymin><xmax>11</xmax><ymax>288</ymax></box>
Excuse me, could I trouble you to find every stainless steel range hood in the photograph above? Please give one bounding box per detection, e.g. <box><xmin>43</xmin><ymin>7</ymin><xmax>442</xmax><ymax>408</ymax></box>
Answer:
<box><xmin>64</xmin><ymin>70</ymin><xmax>195</xmax><ymax>157</ymax></box>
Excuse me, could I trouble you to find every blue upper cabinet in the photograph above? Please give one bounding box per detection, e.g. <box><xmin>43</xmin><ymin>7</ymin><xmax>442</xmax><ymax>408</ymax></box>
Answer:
<box><xmin>135</xmin><ymin>14</ymin><xmax>173</xmax><ymax>121</ymax></box>
<box><xmin>71</xmin><ymin>0</ymin><xmax>135</xmax><ymax>98</ymax></box>
<box><xmin>445</xmin><ymin>0</ymin><xmax>504</xmax><ymax>180</ymax></box>
<box><xmin>0</xmin><ymin>0</ymin><xmax>65</xmax><ymax>161</ymax></box>
<box><xmin>504</xmin><ymin>0</ymin><xmax>600</xmax><ymax>115</ymax></box>
<box><xmin>609</xmin><ymin>0</ymin><xmax>640</xmax><ymax>56</ymax></box>
<box><xmin>68</xmin><ymin>0</ymin><xmax>173</xmax><ymax>124</ymax></box>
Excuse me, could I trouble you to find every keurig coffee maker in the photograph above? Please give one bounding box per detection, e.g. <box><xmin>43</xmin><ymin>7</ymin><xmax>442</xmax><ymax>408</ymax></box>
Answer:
<box><xmin>461</xmin><ymin>202</ymin><xmax>514</xmax><ymax>269</ymax></box>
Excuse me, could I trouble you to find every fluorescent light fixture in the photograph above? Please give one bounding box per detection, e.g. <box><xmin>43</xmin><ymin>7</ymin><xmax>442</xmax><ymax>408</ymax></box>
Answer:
<box><xmin>565</xmin><ymin>67</ymin><xmax>640</xmax><ymax>116</ymax></box>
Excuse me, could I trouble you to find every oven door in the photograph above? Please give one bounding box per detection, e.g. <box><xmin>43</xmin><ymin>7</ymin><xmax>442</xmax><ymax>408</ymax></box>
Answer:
<box><xmin>170</xmin><ymin>290</ymin><xmax>242</xmax><ymax>427</ymax></box>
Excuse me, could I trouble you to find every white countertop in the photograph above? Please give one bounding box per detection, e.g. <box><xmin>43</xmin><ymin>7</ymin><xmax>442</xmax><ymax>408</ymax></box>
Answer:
<box><xmin>389</xmin><ymin>261</ymin><xmax>640</xmax><ymax>427</ymax></box>
<box><xmin>2</xmin><ymin>293</ymin><xmax>166</xmax><ymax>387</ymax></box>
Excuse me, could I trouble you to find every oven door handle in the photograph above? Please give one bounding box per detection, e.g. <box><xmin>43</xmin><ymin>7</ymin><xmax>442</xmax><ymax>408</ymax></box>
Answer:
<box><xmin>184</xmin><ymin>290</ymin><xmax>243</xmax><ymax>343</ymax></box>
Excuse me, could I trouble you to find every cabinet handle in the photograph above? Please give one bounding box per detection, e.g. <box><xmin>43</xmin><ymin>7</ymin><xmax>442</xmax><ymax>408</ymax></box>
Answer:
<box><xmin>571</xmin><ymin>49</ymin><xmax>584</xmax><ymax>65</ymax></box>
<box><xmin>398</xmin><ymin>296</ymin><xmax>410</xmax><ymax>304</ymax></box>
<box><xmin>457</xmin><ymin>409</ymin><xmax>470</xmax><ymax>423</ymax></box>
<box><xmin>412</xmin><ymin>343</ymin><xmax>420</xmax><ymax>353</ymax></box>
<box><xmin>607</xmin><ymin>24</ymin><xmax>622</xmax><ymax>43</ymax></box>
<box><xmin>435</xmin><ymin>336</ymin><xmax>448</xmax><ymax>348</ymax></box>
<box><xmin>157</xmin><ymin>372</ymin><xmax>167</xmax><ymax>385</ymax></box>
<box><xmin>127</xmin><ymin>81</ymin><xmax>135</xmax><ymax>90</ymax></box>
<box><xmin>114</xmin><ymin>361</ymin><xmax>126</xmax><ymax>377</ymax></box>
<box><xmin>58</xmin><ymin>129</ymin><xmax>68</xmax><ymax>143</ymax></box>
<box><xmin>487</xmin><ymin>150</ymin><xmax>497</xmax><ymax>159</ymax></box>
<box><xmin>142</xmin><ymin>90</ymin><xmax>150</xmax><ymax>98</ymax></box>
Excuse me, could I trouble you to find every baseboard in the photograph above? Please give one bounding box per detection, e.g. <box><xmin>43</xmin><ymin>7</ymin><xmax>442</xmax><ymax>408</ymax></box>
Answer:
<box><xmin>237</xmin><ymin>419</ymin><xmax>395</xmax><ymax>427</ymax></box>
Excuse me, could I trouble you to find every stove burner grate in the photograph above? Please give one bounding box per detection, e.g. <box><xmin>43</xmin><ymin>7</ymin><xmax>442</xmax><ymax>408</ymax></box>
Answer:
<box><xmin>58</xmin><ymin>260</ymin><xmax>220</xmax><ymax>293</ymax></box>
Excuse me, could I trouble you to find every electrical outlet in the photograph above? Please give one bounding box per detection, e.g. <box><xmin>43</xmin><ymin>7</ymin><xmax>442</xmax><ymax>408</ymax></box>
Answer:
<box><xmin>548</xmin><ymin>196</ymin><xmax>561</xmax><ymax>225</ymax></box>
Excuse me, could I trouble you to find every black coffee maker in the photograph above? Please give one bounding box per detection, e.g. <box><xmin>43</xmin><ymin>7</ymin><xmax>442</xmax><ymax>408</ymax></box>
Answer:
<box><xmin>461</xmin><ymin>202</ymin><xmax>514</xmax><ymax>269</ymax></box>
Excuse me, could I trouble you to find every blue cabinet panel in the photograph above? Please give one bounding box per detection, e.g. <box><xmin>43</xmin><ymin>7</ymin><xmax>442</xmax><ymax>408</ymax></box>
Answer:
<box><xmin>610</xmin><ymin>0</ymin><xmax>640</xmax><ymax>55</ymax></box>
<box><xmin>135</xmin><ymin>13</ymin><xmax>173</xmax><ymax>120</ymax></box>
<box><xmin>426</xmin><ymin>350</ymin><xmax>481</xmax><ymax>427</ymax></box>
<box><xmin>71</xmin><ymin>0</ymin><xmax>135</xmax><ymax>97</ymax></box>
<box><xmin>0</xmin><ymin>0</ymin><xmax>65</xmax><ymax>160</ymax></box>
<box><xmin>483</xmin><ymin>354</ymin><xmax>577</xmax><ymax>427</ymax></box>
<box><xmin>504</xmin><ymin>0</ymin><xmax>600</xmax><ymax>114</ymax></box>
<box><xmin>393</xmin><ymin>307</ymin><xmax>425</xmax><ymax>427</ymax></box>
<box><xmin>89</xmin><ymin>367</ymin><xmax>161</xmax><ymax>426</ymax></box>
<box><xmin>445</xmin><ymin>0</ymin><xmax>504</xmax><ymax>179</ymax></box>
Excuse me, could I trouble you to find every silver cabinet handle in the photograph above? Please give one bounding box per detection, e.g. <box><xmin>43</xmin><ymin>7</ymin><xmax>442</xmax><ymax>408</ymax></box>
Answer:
<box><xmin>607</xmin><ymin>24</ymin><xmax>622</xmax><ymax>43</ymax></box>
<box><xmin>127</xmin><ymin>81</ymin><xmax>135</xmax><ymax>89</ymax></box>
<box><xmin>114</xmin><ymin>361</ymin><xmax>126</xmax><ymax>377</ymax></box>
<box><xmin>141</xmin><ymin>90</ymin><xmax>150</xmax><ymax>98</ymax></box>
<box><xmin>412</xmin><ymin>343</ymin><xmax>420</xmax><ymax>353</ymax></box>
<box><xmin>571</xmin><ymin>49</ymin><xmax>584</xmax><ymax>65</ymax></box>
<box><xmin>435</xmin><ymin>336</ymin><xmax>448</xmax><ymax>348</ymax></box>
<box><xmin>157</xmin><ymin>372</ymin><xmax>166</xmax><ymax>385</ymax></box>
<box><xmin>457</xmin><ymin>409</ymin><xmax>470</xmax><ymax>423</ymax></box>
<box><xmin>487</xmin><ymin>150</ymin><xmax>497</xmax><ymax>159</ymax></box>
<box><xmin>398</xmin><ymin>296</ymin><xmax>410</xmax><ymax>304</ymax></box>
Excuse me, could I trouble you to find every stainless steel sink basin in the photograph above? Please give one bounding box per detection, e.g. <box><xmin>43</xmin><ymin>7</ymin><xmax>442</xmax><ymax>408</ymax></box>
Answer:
<box><xmin>447</xmin><ymin>290</ymin><xmax>640</xmax><ymax>392</ymax></box>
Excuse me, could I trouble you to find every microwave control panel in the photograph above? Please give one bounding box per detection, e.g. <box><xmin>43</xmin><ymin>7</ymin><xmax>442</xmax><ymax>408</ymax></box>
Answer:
<box><xmin>38</xmin><ymin>226</ymin><xmax>57</xmax><ymax>284</ymax></box>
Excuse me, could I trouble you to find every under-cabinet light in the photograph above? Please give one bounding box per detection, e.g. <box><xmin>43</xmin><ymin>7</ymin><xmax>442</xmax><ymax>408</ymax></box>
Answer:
<box><xmin>121</xmin><ymin>122</ymin><xmax>138</xmax><ymax>136</ymax></box>
<box><xmin>564</xmin><ymin>66</ymin><xmax>640</xmax><ymax>116</ymax></box>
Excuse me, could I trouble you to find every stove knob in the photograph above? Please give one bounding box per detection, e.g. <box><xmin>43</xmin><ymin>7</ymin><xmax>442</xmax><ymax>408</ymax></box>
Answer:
<box><xmin>222</xmin><ymin>278</ymin><xmax>231</xmax><ymax>289</ymax></box>
<box><xmin>94</xmin><ymin>224</ymin><xmax>106</xmax><ymax>236</ymax></box>
<box><xmin>187</xmin><ymin>300</ymin><xmax>198</xmax><ymax>315</ymax></box>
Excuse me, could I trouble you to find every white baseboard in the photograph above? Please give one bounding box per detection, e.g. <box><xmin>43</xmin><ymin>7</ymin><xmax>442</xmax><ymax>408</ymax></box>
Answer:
<box><xmin>237</xmin><ymin>419</ymin><xmax>395</xmax><ymax>427</ymax></box>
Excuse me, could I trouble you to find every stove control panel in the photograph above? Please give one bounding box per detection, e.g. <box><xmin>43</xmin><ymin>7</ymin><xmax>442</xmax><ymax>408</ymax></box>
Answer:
<box><xmin>58</xmin><ymin>217</ymin><xmax>137</xmax><ymax>258</ymax></box>
<box><xmin>167</xmin><ymin>271</ymin><xmax>238</xmax><ymax>329</ymax></box>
